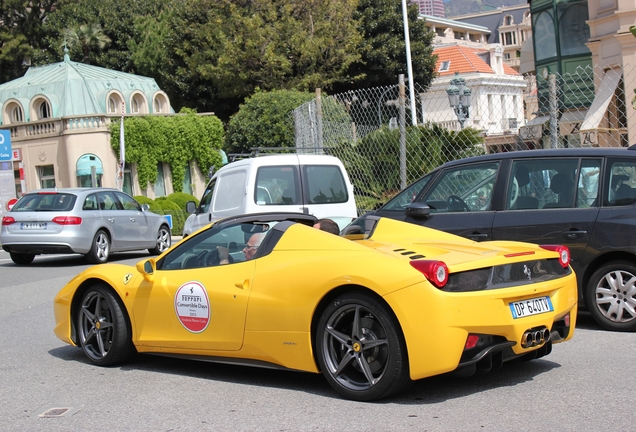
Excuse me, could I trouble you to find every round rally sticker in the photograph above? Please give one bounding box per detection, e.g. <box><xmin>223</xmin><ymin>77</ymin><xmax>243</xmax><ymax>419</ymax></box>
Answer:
<box><xmin>174</xmin><ymin>281</ymin><xmax>210</xmax><ymax>333</ymax></box>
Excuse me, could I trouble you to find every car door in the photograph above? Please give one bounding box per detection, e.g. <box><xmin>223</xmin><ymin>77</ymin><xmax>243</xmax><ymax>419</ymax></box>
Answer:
<box><xmin>114</xmin><ymin>191</ymin><xmax>151</xmax><ymax>248</ymax></box>
<box><xmin>492</xmin><ymin>157</ymin><xmax>601</xmax><ymax>274</ymax></box>
<box><xmin>187</xmin><ymin>178</ymin><xmax>217</xmax><ymax>234</ymax></box>
<box><xmin>400</xmin><ymin>161</ymin><xmax>500</xmax><ymax>241</ymax></box>
<box><xmin>132</xmin><ymin>223</ymin><xmax>256</xmax><ymax>351</ymax></box>
<box><xmin>96</xmin><ymin>191</ymin><xmax>131</xmax><ymax>248</ymax></box>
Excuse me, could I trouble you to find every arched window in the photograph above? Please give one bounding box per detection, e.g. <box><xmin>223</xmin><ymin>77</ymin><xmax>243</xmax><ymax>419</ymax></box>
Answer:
<box><xmin>12</xmin><ymin>105</ymin><xmax>23</xmax><ymax>123</ymax></box>
<box><xmin>131</xmin><ymin>93</ymin><xmax>147</xmax><ymax>114</ymax></box>
<box><xmin>107</xmin><ymin>92</ymin><xmax>124</xmax><ymax>115</ymax></box>
<box><xmin>504</xmin><ymin>15</ymin><xmax>514</xmax><ymax>26</ymax></box>
<box><xmin>132</xmin><ymin>97</ymin><xmax>140</xmax><ymax>114</ymax></box>
<box><xmin>38</xmin><ymin>100</ymin><xmax>51</xmax><ymax>119</ymax></box>
<box><xmin>558</xmin><ymin>4</ymin><xmax>590</xmax><ymax>56</ymax></box>
<box><xmin>533</xmin><ymin>11</ymin><xmax>557</xmax><ymax>61</ymax></box>
<box><xmin>76</xmin><ymin>154</ymin><xmax>103</xmax><ymax>187</ymax></box>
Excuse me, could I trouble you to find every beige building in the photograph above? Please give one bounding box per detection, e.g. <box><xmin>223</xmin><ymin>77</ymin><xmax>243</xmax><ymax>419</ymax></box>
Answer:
<box><xmin>0</xmin><ymin>50</ymin><xmax>209</xmax><ymax>200</ymax></box>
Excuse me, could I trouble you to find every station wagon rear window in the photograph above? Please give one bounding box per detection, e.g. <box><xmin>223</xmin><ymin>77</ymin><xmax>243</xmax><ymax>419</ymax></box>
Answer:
<box><xmin>11</xmin><ymin>193</ymin><xmax>77</xmax><ymax>212</ymax></box>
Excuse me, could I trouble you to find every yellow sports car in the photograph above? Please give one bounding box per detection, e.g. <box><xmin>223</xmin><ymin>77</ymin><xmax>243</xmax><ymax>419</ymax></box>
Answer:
<box><xmin>54</xmin><ymin>213</ymin><xmax>577</xmax><ymax>401</ymax></box>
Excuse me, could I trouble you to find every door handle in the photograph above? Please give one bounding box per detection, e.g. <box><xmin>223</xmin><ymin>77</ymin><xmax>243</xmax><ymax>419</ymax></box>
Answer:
<box><xmin>130</xmin><ymin>218</ymin><xmax>136</xmax><ymax>222</ymax></box>
<box><xmin>108</xmin><ymin>218</ymin><xmax>115</xmax><ymax>223</ymax></box>
<box><xmin>235</xmin><ymin>279</ymin><xmax>249</xmax><ymax>289</ymax></box>
<box><xmin>467</xmin><ymin>233</ymin><xmax>489</xmax><ymax>241</ymax></box>
<box><xmin>564</xmin><ymin>230</ymin><xmax>587</xmax><ymax>239</ymax></box>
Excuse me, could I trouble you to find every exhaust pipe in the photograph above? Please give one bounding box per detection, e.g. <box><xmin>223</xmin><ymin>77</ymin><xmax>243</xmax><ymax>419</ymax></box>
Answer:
<box><xmin>521</xmin><ymin>327</ymin><xmax>551</xmax><ymax>348</ymax></box>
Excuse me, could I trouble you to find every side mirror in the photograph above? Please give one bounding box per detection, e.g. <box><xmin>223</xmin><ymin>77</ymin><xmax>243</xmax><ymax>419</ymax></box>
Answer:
<box><xmin>405</xmin><ymin>202</ymin><xmax>431</xmax><ymax>219</ymax></box>
<box><xmin>186</xmin><ymin>201</ymin><xmax>196</xmax><ymax>214</ymax></box>
<box><xmin>136</xmin><ymin>258</ymin><xmax>156</xmax><ymax>282</ymax></box>
<box><xmin>141</xmin><ymin>204</ymin><xmax>150</xmax><ymax>211</ymax></box>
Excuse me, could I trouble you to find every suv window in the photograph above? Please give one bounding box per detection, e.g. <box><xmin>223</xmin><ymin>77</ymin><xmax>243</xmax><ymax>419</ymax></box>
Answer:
<box><xmin>507</xmin><ymin>159</ymin><xmax>584</xmax><ymax>210</ymax></box>
<box><xmin>383</xmin><ymin>174</ymin><xmax>433</xmax><ymax>211</ymax></box>
<box><xmin>304</xmin><ymin>165</ymin><xmax>348</xmax><ymax>204</ymax></box>
<box><xmin>605</xmin><ymin>158</ymin><xmax>636</xmax><ymax>206</ymax></box>
<box><xmin>418</xmin><ymin>162</ymin><xmax>499</xmax><ymax>213</ymax></box>
<box><xmin>255</xmin><ymin>166</ymin><xmax>299</xmax><ymax>205</ymax></box>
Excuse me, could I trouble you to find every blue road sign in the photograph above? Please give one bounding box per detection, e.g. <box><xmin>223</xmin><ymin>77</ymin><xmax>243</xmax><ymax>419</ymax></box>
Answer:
<box><xmin>0</xmin><ymin>130</ymin><xmax>11</xmax><ymax>161</ymax></box>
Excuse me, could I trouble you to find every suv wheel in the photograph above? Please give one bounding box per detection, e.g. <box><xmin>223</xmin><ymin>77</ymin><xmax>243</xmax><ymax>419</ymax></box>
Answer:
<box><xmin>586</xmin><ymin>261</ymin><xmax>636</xmax><ymax>332</ymax></box>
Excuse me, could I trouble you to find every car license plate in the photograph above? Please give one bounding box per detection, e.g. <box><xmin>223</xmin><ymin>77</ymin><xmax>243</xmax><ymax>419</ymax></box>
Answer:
<box><xmin>20</xmin><ymin>222</ymin><xmax>48</xmax><ymax>230</ymax></box>
<box><xmin>510</xmin><ymin>296</ymin><xmax>553</xmax><ymax>319</ymax></box>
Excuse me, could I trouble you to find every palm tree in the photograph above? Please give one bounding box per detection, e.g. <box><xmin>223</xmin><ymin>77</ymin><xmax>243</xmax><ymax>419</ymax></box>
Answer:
<box><xmin>62</xmin><ymin>24</ymin><xmax>111</xmax><ymax>64</ymax></box>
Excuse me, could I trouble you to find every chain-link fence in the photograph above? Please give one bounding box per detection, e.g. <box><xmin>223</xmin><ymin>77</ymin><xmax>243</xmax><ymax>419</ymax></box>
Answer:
<box><xmin>291</xmin><ymin>64</ymin><xmax>636</xmax><ymax>215</ymax></box>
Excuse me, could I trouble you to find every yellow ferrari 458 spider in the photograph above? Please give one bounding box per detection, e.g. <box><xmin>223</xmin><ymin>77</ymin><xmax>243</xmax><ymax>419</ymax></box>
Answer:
<box><xmin>54</xmin><ymin>213</ymin><xmax>577</xmax><ymax>401</ymax></box>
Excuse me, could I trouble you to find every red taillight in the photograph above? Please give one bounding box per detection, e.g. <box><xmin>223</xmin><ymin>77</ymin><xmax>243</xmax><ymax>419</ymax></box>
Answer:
<box><xmin>410</xmin><ymin>260</ymin><xmax>449</xmax><ymax>288</ymax></box>
<box><xmin>540</xmin><ymin>244</ymin><xmax>570</xmax><ymax>268</ymax></box>
<box><xmin>465</xmin><ymin>334</ymin><xmax>480</xmax><ymax>350</ymax></box>
<box><xmin>52</xmin><ymin>216</ymin><xmax>82</xmax><ymax>225</ymax></box>
<box><xmin>2</xmin><ymin>216</ymin><xmax>16</xmax><ymax>225</ymax></box>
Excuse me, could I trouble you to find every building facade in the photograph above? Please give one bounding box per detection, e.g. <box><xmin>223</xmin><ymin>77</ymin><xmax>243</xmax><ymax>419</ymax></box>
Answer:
<box><xmin>0</xmin><ymin>51</ymin><xmax>209</xmax><ymax>201</ymax></box>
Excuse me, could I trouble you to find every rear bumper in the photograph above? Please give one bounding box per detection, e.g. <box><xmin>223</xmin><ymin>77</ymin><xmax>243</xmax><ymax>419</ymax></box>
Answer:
<box><xmin>384</xmin><ymin>273</ymin><xmax>578</xmax><ymax>381</ymax></box>
<box><xmin>2</xmin><ymin>243</ymin><xmax>78</xmax><ymax>255</ymax></box>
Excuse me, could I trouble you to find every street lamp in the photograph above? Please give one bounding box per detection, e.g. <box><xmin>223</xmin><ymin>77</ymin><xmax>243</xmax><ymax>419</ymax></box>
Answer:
<box><xmin>446</xmin><ymin>72</ymin><xmax>472</xmax><ymax>129</ymax></box>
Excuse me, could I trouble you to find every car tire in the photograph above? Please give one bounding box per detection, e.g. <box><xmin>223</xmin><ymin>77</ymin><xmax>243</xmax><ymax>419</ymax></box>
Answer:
<box><xmin>586</xmin><ymin>261</ymin><xmax>636</xmax><ymax>331</ymax></box>
<box><xmin>86</xmin><ymin>230</ymin><xmax>110</xmax><ymax>264</ymax></box>
<box><xmin>149</xmin><ymin>225</ymin><xmax>171</xmax><ymax>255</ymax></box>
<box><xmin>9</xmin><ymin>252</ymin><xmax>35</xmax><ymax>265</ymax></box>
<box><xmin>77</xmin><ymin>284</ymin><xmax>136</xmax><ymax>366</ymax></box>
<box><xmin>315</xmin><ymin>292</ymin><xmax>410</xmax><ymax>401</ymax></box>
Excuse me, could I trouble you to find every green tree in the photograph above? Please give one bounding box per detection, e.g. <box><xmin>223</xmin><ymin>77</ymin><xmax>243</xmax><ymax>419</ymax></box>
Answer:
<box><xmin>226</xmin><ymin>89</ymin><xmax>316</xmax><ymax>154</ymax></box>
<box><xmin>338</xmin><ymin>0</ymin><xmax>437</xmax><ymax>91</ymax></box>
<box><xmin>162</xmin><ymin>0</ymin><xmax>362</xmax><ymax>120</ymax></box>
<box><xmin>0</xmin><ymin>0</ymin><xmax>57</xmax><ymax>83</ymax></box>
<box><xmin>62</xmin><ymin>24</ymin><xmax>111</xmax><ymax>64</ymax></box>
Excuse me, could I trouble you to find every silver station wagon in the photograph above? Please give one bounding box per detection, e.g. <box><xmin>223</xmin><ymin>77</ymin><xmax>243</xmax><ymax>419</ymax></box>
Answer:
<box><xmin>1</xmin><ymin>188</ymin><xmax>171</xmax><ymax>265</ymax></box>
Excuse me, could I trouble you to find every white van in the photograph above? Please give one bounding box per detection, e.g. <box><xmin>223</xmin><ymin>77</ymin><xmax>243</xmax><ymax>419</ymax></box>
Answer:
<box><xmin>182</xmin><ymin>154</ymin><xmax>357</xmax><ymax>236</ymax></box>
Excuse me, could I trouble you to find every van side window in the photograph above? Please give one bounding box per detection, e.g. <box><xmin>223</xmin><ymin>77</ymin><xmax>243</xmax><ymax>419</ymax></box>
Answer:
<box><xmin>605</xmin><ymin>159</ymin><xmax>636</xmax><ymax>207</ymax></box>
<box><xmin>255</xmin><ymin>166</ymin><xmax>299</xmax><ymax>205</ymax></box>
<box><xmin>304</xmin><ymin>165</ymin><xmax>348</xmax><ymax>204</ymax></box>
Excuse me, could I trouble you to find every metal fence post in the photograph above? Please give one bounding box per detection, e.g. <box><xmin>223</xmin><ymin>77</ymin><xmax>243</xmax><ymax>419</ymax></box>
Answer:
<box><xmin>315</xmin><ymin>88</ymin><xmax>323</xmax><ymax>150</ymax></box>
<box><xmin>549</xmin><ymin>74</ymin><xmax>559</xmax><ymax>148</ymax></box>
<box><xmin>399</xmin><ymin>74</ymin><xmax>407</xmax><ymax>190</ymax></box>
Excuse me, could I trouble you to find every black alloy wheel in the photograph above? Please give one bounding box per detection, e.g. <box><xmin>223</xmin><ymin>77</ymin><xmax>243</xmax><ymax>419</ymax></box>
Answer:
<box><xmin>77</xmin><ymin>284</ymin><xmax>135</xmax><ymax>366</ymax></box>
<box><xmin>316</xmin><ymin>292</ymin><xmax>410</xmax><ymax>401</ymax></box>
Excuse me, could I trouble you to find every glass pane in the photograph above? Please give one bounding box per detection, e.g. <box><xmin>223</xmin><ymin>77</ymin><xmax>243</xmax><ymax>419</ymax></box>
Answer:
<box><xmin>606</xmin><ymin>159</ymin><xmax>636</xmax><ymax>206</ymax></box>
<box><xmin>255</xmin><ymin>166</ymin><xmax>298</xmax><ymax>205</ymax></box>
<box><xmin>559</xmin><ymin>4</ymin><xmax>590</xmax><ymax>56</ymax></box>
<box><xmin>182</xmin><ymin>163</ymin><xmax>192</xmax><ymax>195</ymax></box>
<box><xmin>154</xmin><ymin>163</ymin><xmax>166</xmax><ymax>197</ymax></box>
<box><xmin>576</xmin><ymin>159</ymin><xmax>601</xmax><ymax>208</ymax></box>
<box><xmin>508</xmin><ymin>159</ymin><xmax>579</xmax><ymax>210</ymax></box>
<box><xmin>422</xmin><ymin>162</ymin><xmax>500</xmax><ymax>213</ymax></box>
<box><xmin>383</xmin><ymin>174</ymin><xmax>432</xmax><ymax>211</ymax></box>
<box><xmin>304</xmin><ymin>165</ymin><xmax>348</xmax><ymax>204</ymax></box>
<box><xmin>534</xmin><ymin>11</ymin><xmax>557</xmax><ymax>61</ymax></box>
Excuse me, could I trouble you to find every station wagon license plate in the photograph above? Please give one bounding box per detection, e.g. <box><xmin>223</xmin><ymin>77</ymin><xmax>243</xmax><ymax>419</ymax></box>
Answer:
<box><xmin>510</xmin><ymin>296</ymin><xmax>553</xmax><ymax>319</ymax></box>
<box><xmin>20</xmin><ymin>222</ymin><xmax>47</xmax><ymax>230</ymax></box>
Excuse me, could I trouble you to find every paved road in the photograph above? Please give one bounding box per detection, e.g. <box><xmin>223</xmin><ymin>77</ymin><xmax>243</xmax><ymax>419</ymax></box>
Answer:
<box><xmin>1</xmin><ymin>250</ymin><xmax>635</xmax><ymax>431</ymax></box>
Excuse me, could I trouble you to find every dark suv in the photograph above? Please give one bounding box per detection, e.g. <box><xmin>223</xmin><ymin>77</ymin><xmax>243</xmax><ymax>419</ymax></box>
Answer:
<box><xmin>349</xmin><ymin>147</ymin><xmax>636</xmax><ymax>331</ymax></box>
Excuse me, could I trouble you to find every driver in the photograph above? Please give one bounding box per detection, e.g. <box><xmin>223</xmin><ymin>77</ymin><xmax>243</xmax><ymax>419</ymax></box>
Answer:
<box><xmin>243</xmin><ymin>232</ymin><xmax>266</xmax><ymax>260</ymax></box>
